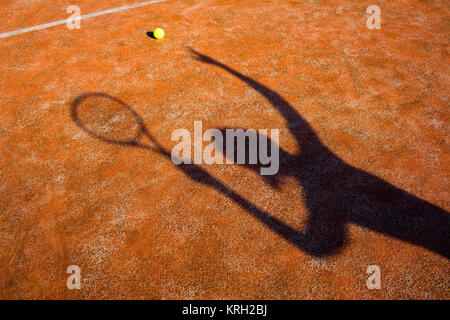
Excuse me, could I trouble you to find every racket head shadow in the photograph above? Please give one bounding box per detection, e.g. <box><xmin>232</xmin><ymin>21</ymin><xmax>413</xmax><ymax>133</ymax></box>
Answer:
<box><xmin>71</xmin><ymin>92</ymin><xmax>154</xmax><ymax>148</ymax></box>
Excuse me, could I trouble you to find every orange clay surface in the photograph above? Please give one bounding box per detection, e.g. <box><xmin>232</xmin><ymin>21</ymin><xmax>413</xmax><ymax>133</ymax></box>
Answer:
<box><xmin>0</xmin><ymin>0</ymin><xmax>449</xmax><ymax>299</ymax></box>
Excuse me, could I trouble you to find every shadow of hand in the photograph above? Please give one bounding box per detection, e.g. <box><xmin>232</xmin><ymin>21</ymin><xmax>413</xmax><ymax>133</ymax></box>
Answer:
<box><xmin>188</xmin><ymin>47</ymin><xmax>222</xmax><ymax>66</ymax></box>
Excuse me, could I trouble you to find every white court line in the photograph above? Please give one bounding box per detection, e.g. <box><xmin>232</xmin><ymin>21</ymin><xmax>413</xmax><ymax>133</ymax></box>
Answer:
<box><xmin>0</xmin><ymin>0</ymin><xmax>166</xmax><ymax>39</ymax></box>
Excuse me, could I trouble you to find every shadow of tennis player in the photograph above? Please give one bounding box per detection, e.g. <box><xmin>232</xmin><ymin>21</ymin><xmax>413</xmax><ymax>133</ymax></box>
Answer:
<box><xmin>187</xmin><ymin>48</ymin><xmax>450</xmax><ymax>259</ymax></box>
<box><xmin>70</xmin><ymin>49</ymin><xmax>449</xmax><ymax>259</ymax></box>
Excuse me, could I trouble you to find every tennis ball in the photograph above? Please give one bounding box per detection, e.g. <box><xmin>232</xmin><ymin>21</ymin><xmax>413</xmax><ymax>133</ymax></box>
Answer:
<box><xmin>153</xmin><ymin>28</ymin><xmax>165</xmax><ymax>40</ymax></box>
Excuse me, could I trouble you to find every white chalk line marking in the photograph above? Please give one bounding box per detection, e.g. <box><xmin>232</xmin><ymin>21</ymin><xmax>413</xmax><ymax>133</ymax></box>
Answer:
<box><xmin>0</xmin><ymin>0</ymin><xmax>166</xmax><ymax>39</ymax></box>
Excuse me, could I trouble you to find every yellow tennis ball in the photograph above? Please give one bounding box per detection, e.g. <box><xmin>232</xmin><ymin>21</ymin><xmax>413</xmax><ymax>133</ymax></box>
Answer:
<box><xmin>153</xmin><ymin>28</ymin><xmax>165</xmax><ymax>40</ymax></box>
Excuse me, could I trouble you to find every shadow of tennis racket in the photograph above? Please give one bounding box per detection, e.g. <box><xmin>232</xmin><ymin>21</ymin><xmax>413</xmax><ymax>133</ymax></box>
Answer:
<box><xmin>71</xmin><ymin>93</ymin><xmax>165</xmax><ymax>151</ymax></box>
<box><xmin>71</xmin><ymin>92</ymin><xmax>312</xmax><ymax>251</ymax></box>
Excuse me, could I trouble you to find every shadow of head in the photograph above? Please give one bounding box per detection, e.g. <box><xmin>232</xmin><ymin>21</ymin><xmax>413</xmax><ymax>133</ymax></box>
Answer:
<box><xmin>210</xmin><ymin>128</ymin><xmax>296</xmax><ymax>189</ymax></box>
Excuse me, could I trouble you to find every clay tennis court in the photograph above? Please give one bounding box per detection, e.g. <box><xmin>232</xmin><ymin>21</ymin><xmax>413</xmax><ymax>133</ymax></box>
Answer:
<box><xmin>0</xmin><ymin>0</ymin><xmax>449</xmax><ymax>299</ymax></box>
